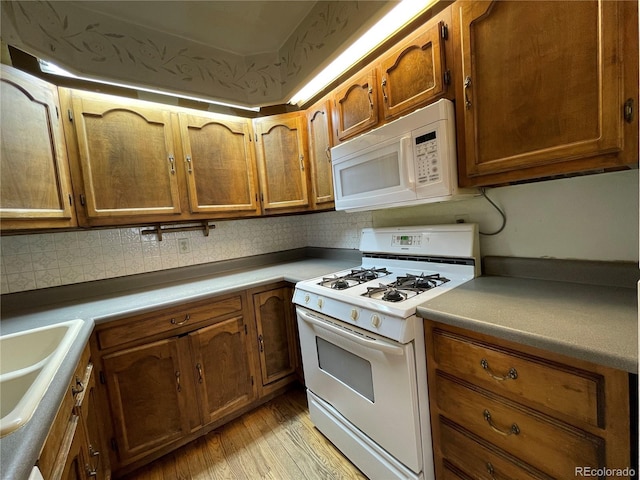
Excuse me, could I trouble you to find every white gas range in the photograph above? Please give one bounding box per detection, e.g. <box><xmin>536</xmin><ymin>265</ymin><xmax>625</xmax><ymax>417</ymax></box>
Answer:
<box><xmin>293</xmin><ymin>224</ymin><xmax>480</xmax><ymax>480</ymax></box>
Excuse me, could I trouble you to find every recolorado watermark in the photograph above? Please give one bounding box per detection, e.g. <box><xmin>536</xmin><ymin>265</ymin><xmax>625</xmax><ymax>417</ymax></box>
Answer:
<box><xmin>575</xmin><ymin>466</ymin><xmax>636</xmax><ymax>477</ymax></box>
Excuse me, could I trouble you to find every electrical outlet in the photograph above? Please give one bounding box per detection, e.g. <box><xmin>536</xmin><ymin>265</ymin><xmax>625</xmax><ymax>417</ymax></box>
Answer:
<box><xmin>178</xmin><ymin>238</ymin><xmax>190</xmax><ymax>254</ymax></box>
<box><xmin>454</xmin><ymin>214</ymin><xmax>470</xmax><ymax>224</ymax></box>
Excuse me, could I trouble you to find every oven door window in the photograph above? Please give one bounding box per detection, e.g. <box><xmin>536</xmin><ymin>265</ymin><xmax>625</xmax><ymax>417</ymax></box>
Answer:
<box><xmin>316</xmin><ymin>337</ymin><xmax>374</xmax><ymax>402</ymax></box>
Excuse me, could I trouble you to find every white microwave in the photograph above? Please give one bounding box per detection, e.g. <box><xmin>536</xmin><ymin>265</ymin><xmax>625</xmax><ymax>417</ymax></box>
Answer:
<box><xmin>331</xmin><ymin>99</ymin><xmax>477</xmax><ymax>212</ymax></box>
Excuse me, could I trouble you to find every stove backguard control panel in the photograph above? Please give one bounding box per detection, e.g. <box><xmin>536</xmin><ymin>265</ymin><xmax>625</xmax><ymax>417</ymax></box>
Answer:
<box><xmin>392</xmin><ymin>234</ymin><xmax>423</xmax><ymax>247</ymax></box>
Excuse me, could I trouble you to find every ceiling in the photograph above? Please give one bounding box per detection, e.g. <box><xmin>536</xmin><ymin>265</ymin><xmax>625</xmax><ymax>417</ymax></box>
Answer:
<box><xmin>78</xmin><ymin>1</ymin><xmax>319</xmax><ymax>56</ymax></box>
<box><xmin>1</xmin><ymin>1</ymin><xmax>395</xmax><ymax>109</ymax></box>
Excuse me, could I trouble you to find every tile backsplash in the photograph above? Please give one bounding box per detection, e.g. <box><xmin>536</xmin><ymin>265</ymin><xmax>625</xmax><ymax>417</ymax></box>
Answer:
<box><xmin>0</xmin><ymin>211</ymin><xmax>373</xmax><ymax>294</ymax></box>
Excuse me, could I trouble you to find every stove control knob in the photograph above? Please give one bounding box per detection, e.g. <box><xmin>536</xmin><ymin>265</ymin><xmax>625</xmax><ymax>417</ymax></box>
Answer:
<box><xmin>304</xmin><ymin>294</ymin><xmax>310</xmax><ymax>304</ymax></box>
<box><xmin>350</xmin><ymin>309</ymin><xmax>359</xmax><ymax>321</ymax></box>
<box><xmin>317</xmin><ymin>298</ymin><xmax>324</xmax><ymax>309</ymax></box>
<box><xmin>371</xmin><ymin>314</ymin><xmax>381</xmax><ymax>328</ymax></box>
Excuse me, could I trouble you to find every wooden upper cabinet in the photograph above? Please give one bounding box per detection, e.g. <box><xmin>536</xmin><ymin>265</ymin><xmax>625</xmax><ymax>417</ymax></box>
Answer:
<box><xmin>253</xmin><ymin>112</ymin><xmax>309</xmax><ymax>212</ymax></box>
<box><xmin>62</xmin><ymin>89</ymin><xmax>182</xmax><ymax>222</ymax></box>
<box><xmin>306</xmin><ymin>98</ymin><xmax>334</xmax><ymax>209</ymax></box>
<box><xmin>455</xmin><ymin>0</ymin><xmax>638</xmax><ymax>186</ymax></box>
<box><xmin>332</xmin><ymin>69</ymin><xmax>379</xmax><ymax>142</ymax></box>
<box><xmin>379</xmin><ymin>8</ymin><xmax>450</xmax><ymax>121</ymax></box>
<box><xmin>177</xmin><ymin>112</ymin><xmax>260</xmax><ymax>216</ymax></box>
<box><xmin>0</xmin><ymin>65</ymin><xmax>77</xmax><ymax>230</ymax></box>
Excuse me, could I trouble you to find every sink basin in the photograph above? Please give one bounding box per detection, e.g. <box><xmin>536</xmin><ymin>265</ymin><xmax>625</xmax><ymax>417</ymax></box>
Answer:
<box><xmin>0</xmin><ymin>319</ymin><xmax>84</xmax><ymax>437</ymax></box>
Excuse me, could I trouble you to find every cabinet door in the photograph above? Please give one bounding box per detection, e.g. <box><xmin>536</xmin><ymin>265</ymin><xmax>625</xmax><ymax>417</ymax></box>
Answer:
<box><xmin>253</xmin><ymin>112</ymin><xmax>309</xmax><ymax>211</ymax></box>
<box><xmin>252</xmin><ymin>287</ymin><xmax>297</xmax><ymax>389</ymax></box>
<box><xmin>67</xmin><ymin>91</ymin><xmax>182</xmax><ymax>219</ymax></box>
<box><xmin>0</xmin><ymin>65</ymin><xmax>76</xmax><ymax>229</ymax></box>
<box><xmin>59</xmin><ymin>416</ymin><xmax>88</xmax><ymax>480</ymax></box>
<box><xmin>177</xmin><ymin>112</ymin><xmax>261</xmax><ymax>216</ymax></box>
<box><xmin>332</xmin><ymin>69</ymin><xmax>379</xmax><ymax>141</ymax></box>
<box><xmin>456</xmin><ymin>0</ymin><xmax>627</xmax><ymax>184</ymax></box>
<box><xmin>306</xmin><ymin>99</ymin><xmax>334</xmax><ymax>209</ymax></box>
<box><xmin>101</xmin><ymin>338</ymin><xmax>194</xmax><ymax>462</ymax></box>
<box><xmin>189</xmin><ymin>316</ymin><xmax>257</xmax><ymax>425</ymax></box>
<box><xmin>379</xmin><ymin>10</ymin><xmax>449</xmax><ymax>120</ymax></box>
<box><xmin>77</xmin><ymin>364</ymin><xmax>109</xmax><ymax>479</ymax></box>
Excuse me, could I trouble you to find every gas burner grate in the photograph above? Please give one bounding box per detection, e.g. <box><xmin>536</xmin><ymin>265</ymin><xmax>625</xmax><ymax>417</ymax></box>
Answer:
<box><xmin>390</xmin><ymin>273</ymin><xmax>450</xmax><ymax>290</ymax></box>
<box><xmin>318</xmin><ymin>267</ymin><xmax>392</xmax><ymax>290</ymax></box>
<box><xmin>361</xmin><ymin>273</ymin><xmax>450</xmax><ymax>302</ymax></box>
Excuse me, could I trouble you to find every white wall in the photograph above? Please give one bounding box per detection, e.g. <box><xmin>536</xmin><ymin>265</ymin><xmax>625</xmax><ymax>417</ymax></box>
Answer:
<box><xmin>1</xmin><ymin>170</ymin><xmax>636</xmax><ymax>294</ymax></box>
<box><xmin>372</xmin><ymin>170</ymin><xmax>639</xmax><ymax>262</ymax></box>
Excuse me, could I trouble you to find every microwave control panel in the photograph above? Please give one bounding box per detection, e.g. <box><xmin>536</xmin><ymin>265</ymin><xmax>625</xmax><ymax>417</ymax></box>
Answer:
<box><xmin>415</xmin><ymin>131</ymin><xmax>441</xmax><ymax>185</ymax></box>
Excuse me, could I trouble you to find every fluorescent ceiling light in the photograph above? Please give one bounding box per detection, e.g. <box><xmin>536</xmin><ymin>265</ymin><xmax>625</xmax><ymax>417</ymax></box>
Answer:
<box><xmin>289</xmin><ymin>0</ymin><xmax>437</xmax><ymax>106</ymax></box>
<box><xmin>38</xmin><ymin>59</ymin><xmax>260</xmax><ymax>112</ymax></box>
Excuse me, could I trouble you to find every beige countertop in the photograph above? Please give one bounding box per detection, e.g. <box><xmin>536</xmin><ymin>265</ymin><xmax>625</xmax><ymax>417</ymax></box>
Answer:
<box><xmin>417</xmin><ymin>274</ymin><xmax>638</xmax><ymax>374</ymax></box>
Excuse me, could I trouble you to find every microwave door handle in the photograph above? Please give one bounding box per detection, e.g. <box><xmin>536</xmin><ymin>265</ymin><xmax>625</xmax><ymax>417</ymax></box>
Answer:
<box><xmin>297</xmin><ymin>308</ymin><xmax>404</xmax><ymax>356</ymax></box>
<box><xmin>400</xmin><ymin>136</ymin><xmax>414</xmax><ymax>188</ymax></box>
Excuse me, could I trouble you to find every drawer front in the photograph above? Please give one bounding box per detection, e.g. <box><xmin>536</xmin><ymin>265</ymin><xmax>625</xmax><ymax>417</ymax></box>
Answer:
<box><xmin>97</xmin><ymin>295</ymin><xmax>243</xmax><ymax>349</ymax></box>
<box><xmin>432</xmin><ymin>328</ymin><xmax>603</xmax><ymax>426</ymax></box>
<box><xmin>439</xmin><ymin>418</ymin><xmax>552</xmax><ymax>480</ymax></box>
<box><xmin>435</xmin><ymin>372</ymin><xmax>605</xmax><ymax>479</ymax></box>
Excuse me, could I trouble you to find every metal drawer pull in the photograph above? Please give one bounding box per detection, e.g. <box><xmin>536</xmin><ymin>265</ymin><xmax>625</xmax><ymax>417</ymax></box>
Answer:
<box><xmin>196</xmin><ymin>363</ymin><xmax>204</xmax><ymax>383</ymax></box>
<box><xmin>171</xmin><ymin>314</ymin><xmax>190</xmax><ymax>326</ymax></box>
<box><xmin>483</xmin><ymin>409</ymin><xmax>520</xmax><ymax>436</ymax></box>
<box><xmin>480</xmin><ymin>358</ymin><xmax>518</xmax><ymax>381</ymax></box>
<box><xmin>72</xmin><ymin>377</ymin><xmax>84</xmax><ymax>395</ymax></box>
<box><xmin>89</xmin><ymin>444</ymin><xmax>100</xmax><ymax>457</ymax></box>
<box><xmin>486</xmin><ymin>461</ymin><xmax>497</xmax><ymax>480</ymax></box>
<box><xmin>175</xmin><ymin>371</ymin><xmax>182</xmax><ymax>392</ymax></box>
<box><xmin>85</xmin><ymin>464</ymin><xmax>98</xmax><ymax>477</ymax></box>
<box><xmin>464</xmin><ymin>75</ymin><xmax>472</xmax><ymax>109</ymax></box>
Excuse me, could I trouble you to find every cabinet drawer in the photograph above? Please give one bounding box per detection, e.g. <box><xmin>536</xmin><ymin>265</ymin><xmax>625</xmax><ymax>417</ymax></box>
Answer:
<box><xmin>432</xmin><ymin>328</ymin><xmax>603</xmax><ymax>426</ymax></box>
<box><xmin>434</xmin><ymin>372</ymin><xmax>604</xmax><ymax>479</ymax></box>
<box><xmin>439</xmin><ymin>418</ymin><xmax>552</xmax><ymax>480</ymax></box>
<box><xmin>97</xmin><ymin>295</ymin><xmax>243</xmax><ymax>349</ymax></box>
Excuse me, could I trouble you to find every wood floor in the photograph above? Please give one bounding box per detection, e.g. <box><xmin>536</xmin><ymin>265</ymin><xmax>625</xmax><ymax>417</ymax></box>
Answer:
<box><xmin>121</xmin><ymin>386</ymin><xmax>368</xmax><ymax>480</ymax></box>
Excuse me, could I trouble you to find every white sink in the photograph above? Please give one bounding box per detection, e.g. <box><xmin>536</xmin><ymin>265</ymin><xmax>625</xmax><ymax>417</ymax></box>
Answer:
<box><xmin>0</xmin><ymin>319</ymin><xmax>84</xmax><ymax>437</ymax></box>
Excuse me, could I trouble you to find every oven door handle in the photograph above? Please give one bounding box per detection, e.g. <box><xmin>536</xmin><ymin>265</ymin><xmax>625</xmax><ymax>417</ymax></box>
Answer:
<box><xmin>297</xmin><ymin>308</ymin><xmax>405</xmax><ymax>356</ymax></box>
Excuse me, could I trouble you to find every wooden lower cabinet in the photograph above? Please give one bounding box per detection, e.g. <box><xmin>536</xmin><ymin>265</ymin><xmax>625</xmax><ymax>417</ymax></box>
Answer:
<box><xmin>94</xmin><ymin>286</ymin><xmax>301</xmax><ymax>476</ymax></box>
<box><xmin>189</xmin><ymin>316</ymin><xmax>258</xmax><ymax>424</ymax></box>
<box><xmin>424</xmin><ymin>320</ymin><xmax>633</xmax><ymax>480</ymax></box>
<box><xmin>249</xmin><ymin>283</ymin><xmax>300</xmax><ymax>396</ymax></box>
<box><xmin>101</xmin><ymin>337</ymin><xmax>197</xmax><ymax>463</ymax></box>
<box><xmin>38</xmin><ymin>343</ymin><xmax>110</xmax><ymax>480</ymax></box>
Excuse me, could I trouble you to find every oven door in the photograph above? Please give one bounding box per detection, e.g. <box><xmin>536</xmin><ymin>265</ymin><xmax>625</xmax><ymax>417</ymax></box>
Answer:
<box><xmin>296</xmin><ymin>306</ymin><xmax>422</xmax><ymax>473</ymax></box>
